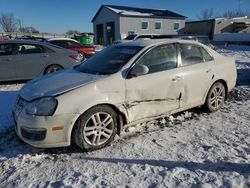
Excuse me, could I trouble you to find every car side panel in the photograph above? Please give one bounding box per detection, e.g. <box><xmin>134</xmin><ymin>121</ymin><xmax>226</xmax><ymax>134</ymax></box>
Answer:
<box><xmin>45</xmin><ymin>52</ymin><xmax>81</xmax><ymax>70</ymax></box>
<box><xmin>14</xmin><ymin>53</ymin><xmax>50</xmax><ymax>79</ymax></box>
<box><xmin>125</xmin><ymin>69</ymin><xmax>181</xmax><ymax>123</ymax></box>
<box><xmin>0</xmin><ymin>54</ymin><xmax>16</xmax><ymax>81</ymax></box>
<box><xmin>211</xmin><ymin>54</ymin><xmax>237</xmax><ymax>92</ymax></box>
<box><xmin>69</xmin><ymin>47</ymin><xmax>95</xmax><ymax>58</ymax></box>
<box><xmin>179</xmin><ymin>61</ymin><xmax>216</xmax><ymax>108</ymax></box>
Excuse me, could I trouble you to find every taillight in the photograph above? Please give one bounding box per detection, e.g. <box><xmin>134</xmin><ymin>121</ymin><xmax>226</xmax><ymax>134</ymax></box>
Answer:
<box><xmin>69</xmin><ymin>54</ymin><xmax>81</xmax><ymax>62</ymax></box>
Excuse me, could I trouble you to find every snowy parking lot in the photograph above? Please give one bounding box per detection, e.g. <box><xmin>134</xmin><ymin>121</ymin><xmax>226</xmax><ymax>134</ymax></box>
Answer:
<box><xmin>0</xmin><ymin>45</ymin><xmax>250</xmax><ymax>187</ymax></box>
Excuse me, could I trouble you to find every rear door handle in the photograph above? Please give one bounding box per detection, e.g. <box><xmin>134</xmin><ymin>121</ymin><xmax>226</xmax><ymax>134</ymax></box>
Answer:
<box><xmin>206</xmin><ymin>69</ymin><xmax>212</xmax><ymax>73</ymax></box>
<box><xmin>172</xmin><ymin>75</ymin><xmax>181</xmax><ymax>82</ymax></box>
<box><xmin>4</xmin><ymin>58</ymin><xmax>12</xmax><ymax>61</ymax></box>
<box><xmin>42</xmin><ymin>54</ymin><xmax>49</xmax><ymax>58</ymax></box>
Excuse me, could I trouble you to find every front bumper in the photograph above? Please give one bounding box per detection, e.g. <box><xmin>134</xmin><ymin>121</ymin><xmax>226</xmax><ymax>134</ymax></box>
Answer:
<box><xmin>13</xmin><ymin>106</ymin><xmax>77</xmax><ymax>148</ymax></box>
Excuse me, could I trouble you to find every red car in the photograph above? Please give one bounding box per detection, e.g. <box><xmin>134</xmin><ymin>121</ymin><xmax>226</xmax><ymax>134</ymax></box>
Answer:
<box><xmin>48</xmin><ymin>38</ymin><xmax>95</xmax><ymax>59</ymax></box>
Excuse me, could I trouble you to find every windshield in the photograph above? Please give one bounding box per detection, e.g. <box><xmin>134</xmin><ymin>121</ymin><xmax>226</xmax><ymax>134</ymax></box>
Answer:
<box><xmin>76</xmin><ymin>45</ymin><xmax>143</xmax><ymax>75</ymax></box>
<box><xmin>124</xmin><ymin>35</ymin><xmax>137</xmax><ymax>40</ymax></box>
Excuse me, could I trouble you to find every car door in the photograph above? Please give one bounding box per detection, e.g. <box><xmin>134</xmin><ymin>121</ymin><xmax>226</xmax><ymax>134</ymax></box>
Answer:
<box><xmin>125</xmin><ymin>43</ymin><xmax>182</xmax><ymax>123</ymax></box>
<box><xmin>13</xmin><ymin>43</ymin><xmax>49</xmax><ymax>79</ymax></box>
<box><xmin>178</xmin><ymin>43</ymin><xmax>215</xmax><ymax>108</ymax></box>
<box><xmin>0</xmin><ymin>43</ymin><xmax>15</xmax><ymax>81</ymax></box>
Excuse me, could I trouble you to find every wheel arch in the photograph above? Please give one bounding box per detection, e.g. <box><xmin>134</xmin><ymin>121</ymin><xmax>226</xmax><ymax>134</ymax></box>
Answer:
<box><xmin>203</xmin><ymin>79</ymin><xmax>229</xmax><ymax>105</ymax></box>
<box><xmin>43</xmin><ymin>64</ymin><xmax>64</xmax><ymax>75</ymax></box>
<box><xmin>70</xmin><ymin>103</ymin><xmax>128</xmax><ymax>145</ymax></box>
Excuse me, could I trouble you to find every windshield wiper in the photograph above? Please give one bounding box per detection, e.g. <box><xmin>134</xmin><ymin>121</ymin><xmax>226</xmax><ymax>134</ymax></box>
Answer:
<box><xmin>77</xmin><ymin>68</ymin><xmax>109</xmax><ymax>75</ymax></box>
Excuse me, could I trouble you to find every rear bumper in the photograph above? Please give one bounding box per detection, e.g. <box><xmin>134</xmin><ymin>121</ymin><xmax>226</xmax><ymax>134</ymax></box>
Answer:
<box><xmin>86</xmin><ymin>52</ymin><xmax>95</xmax><ymax>58</ymax></box>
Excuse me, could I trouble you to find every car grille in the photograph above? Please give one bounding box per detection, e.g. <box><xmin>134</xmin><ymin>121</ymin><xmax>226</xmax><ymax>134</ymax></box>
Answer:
<box><xmin>21</xmin><ymin>127</ymin><xmax>46</xmax><ymax>141</ymax></box>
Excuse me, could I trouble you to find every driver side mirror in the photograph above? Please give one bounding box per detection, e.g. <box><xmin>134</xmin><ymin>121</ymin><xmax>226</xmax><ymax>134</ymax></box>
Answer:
<box><xmin>129</xmin><ymin>64</ymin><xmax>149</xmax><ymax>78</ymax></box>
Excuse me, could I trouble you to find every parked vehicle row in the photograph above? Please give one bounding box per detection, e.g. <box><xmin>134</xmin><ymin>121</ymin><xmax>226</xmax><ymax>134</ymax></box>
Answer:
<box><xmin>47</xmin><ymin>38</ymin><xmax>96</xmax><ymax>59</ymax></box>
<box><xmin>15</xmin><ymin>36</ymin><xmax>96</xmax><ymax>59</ymax></box>
<box><xmin>13</xmin><ymin>39</ymin><xmax>237</xmax><ymax>151</ymax></box>
<box><xmin>0</xmin><ymin>40</ymin><xmax>82</xmax><ymax>81</ymax></box>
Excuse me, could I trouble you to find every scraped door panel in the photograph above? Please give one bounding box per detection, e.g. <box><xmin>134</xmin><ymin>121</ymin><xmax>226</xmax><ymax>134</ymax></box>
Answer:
<box><xmin>126</xmin><ymin>70</ymin><xmax>182</xmax><ymax>123</ymax></box>
<box><xmin>125</xmin><ymin>44</ymin><xmax>181</xmax><ymax>123</ymax></box>
<box><xmin>180</xmin><ymin>62</ymin><xmax>215</xmax><ymax>107</ymax></box>
<box><xmin>178</xmin><ymin>44</ymin><xmax>215</xmax><ymax>107</ymax></box>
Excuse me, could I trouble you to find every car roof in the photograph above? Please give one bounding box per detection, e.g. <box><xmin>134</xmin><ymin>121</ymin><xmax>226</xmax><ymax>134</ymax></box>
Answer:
<box><xmin>116</xmin><ymin>38</ymin><xmax>203</xmax><ymax>48</ymax></box>
<box><xmin>0</xmin><ymin>39</ymin><xmax>50</xmax><ymax>45</ymax></box>
<box><xmin>48</xmin><ymin>38</ymin><xmax>79</xmax><ymax>43</ymax></box>
<box><xmin>0</xmin><ymin>39</ymin><xmax>73</xmax><ymax>51</ymax></box>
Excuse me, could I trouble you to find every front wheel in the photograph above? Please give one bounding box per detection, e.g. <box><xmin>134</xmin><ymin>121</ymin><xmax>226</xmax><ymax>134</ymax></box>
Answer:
<box><xmin>73</xmin><ymin>105</ymin><xmax>118</xmax><ymax>151</ymax></box>
<box><xmin>205</xmin><ymin>82</ymin><xmax>226</xmax><ymax>112</ymax></box>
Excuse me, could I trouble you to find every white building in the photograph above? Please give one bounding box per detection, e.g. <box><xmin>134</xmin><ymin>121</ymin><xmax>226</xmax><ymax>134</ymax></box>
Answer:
<box><xmin>92</xmin><ymin>5</ymin><xmax>186</xmax><ymax>45</ymax></box>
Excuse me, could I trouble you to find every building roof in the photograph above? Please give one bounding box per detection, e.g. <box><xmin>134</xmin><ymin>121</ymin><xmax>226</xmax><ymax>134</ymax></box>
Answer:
<box><xmin>92</xmin><ymin>5</ymin><xmax>186</xmax><ymax>22</ymax></box>
<box><xmin>186</xmin><ymin>17</ymin><xmax>250</xmax><ymax>24</ymax></box>
<box><xmin>186</xmin><ymin>19</ymin><xmax>215</xmax><ymax>24</ymax></box>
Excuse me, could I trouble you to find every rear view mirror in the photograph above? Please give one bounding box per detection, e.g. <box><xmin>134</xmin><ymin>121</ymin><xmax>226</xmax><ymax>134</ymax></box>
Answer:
<box><xmin>129</xmin><ymin>64</ymin><xmax>149</xmax><ymax>77</ymax></box>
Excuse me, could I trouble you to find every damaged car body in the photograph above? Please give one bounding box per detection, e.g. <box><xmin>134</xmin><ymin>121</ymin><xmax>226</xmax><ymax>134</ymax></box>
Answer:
<box><xmin>13</xmin><ymin>39</ymin><xmax>237</xmax><ymax>151</ymax></box>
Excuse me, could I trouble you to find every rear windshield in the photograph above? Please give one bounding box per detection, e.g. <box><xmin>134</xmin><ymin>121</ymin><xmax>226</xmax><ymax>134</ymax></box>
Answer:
<box><xmin>76</xmin><ymin>46</ymin><xmax>143</xmax><ymax>75</ymax></box>
<box><xmin>46</xmin><ymin>43</ymin><xmax>65</xmax><ymax>49</ymax></box>
<box><xmin>124</xmin><ymin>35</ymin><xmax>137</xmax><ymax>40</ymax></box>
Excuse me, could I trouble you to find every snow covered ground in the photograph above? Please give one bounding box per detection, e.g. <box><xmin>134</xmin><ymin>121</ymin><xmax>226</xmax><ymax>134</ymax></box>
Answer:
<box><xmin>0</xmin><ymin>45</ymin><xmax>249</xmax><ymax>187</ymax></box>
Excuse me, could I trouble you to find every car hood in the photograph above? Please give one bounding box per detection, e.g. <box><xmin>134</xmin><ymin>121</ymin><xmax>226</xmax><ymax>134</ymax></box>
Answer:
<box><xmin>20</xmin><ymin>68</ymin><xmax>106</xmax><ymax>101</ymax></box>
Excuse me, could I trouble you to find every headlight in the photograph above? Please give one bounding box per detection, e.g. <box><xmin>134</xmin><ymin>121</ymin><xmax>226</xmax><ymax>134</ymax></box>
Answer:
<box><xmin>25</xmin><ymin>97</ymin><xmax>58</xmax><ymax>116</ymax></box>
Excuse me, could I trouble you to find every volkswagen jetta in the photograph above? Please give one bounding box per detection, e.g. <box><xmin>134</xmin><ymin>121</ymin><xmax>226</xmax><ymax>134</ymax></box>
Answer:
<box><xmin>13</xmin><ymin>39</ymin><xmax>237</xmax><ymax>151</ymax></box>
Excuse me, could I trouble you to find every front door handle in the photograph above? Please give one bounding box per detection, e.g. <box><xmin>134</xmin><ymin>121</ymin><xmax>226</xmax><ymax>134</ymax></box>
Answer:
<box><xmin>172</xmin><ymin>75</ymin><xmax>181</xmax><ymax>82</ymax></box>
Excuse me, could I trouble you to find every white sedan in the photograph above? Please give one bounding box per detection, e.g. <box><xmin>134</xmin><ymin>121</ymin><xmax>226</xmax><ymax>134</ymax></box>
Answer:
<box><xmin>13</xmin><ymin>39</ymin><xmax>237</xmax><ymax>151</ymax></box>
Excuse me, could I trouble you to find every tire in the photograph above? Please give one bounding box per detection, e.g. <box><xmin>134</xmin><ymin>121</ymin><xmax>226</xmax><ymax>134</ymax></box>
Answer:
<box><xmin>73</xmin><ymin>105</ymin><xmax>118</xmax><ymax>151</ymax></box>
<box><xmin>205</xmin><ymin>82</ymin><xmax>226</xmax><ymax>112</ymax></box>
<box><xmin>78</xmin><ymin>52</ymin><xmax>86</xmax><ymax>61</ymax></box>
<box><xmin>44</xmin><ymin>65</ymin><xmax>63</xmax><ymax>75</ymax></box>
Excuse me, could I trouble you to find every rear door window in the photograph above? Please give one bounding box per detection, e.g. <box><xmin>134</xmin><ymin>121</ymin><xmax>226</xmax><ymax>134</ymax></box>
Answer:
<box><xmin>180</xmin><ymin>44</ymin><xmax>204</xmax><ymax>66</ymax></box>
<box><xmin>200</xmin><ymin>47</ymin><xmax>213</xmax><ymax>61</ymax></box>
<box><xmin>50</xmin><ymin>40</ymin><xmax>69</xmax><ymax>48</ymax></box>
<box><xmin>18</xmin><ymin>44</ymin><xmax>45</xmax><ymax>54</ymax></box>
<box><xmin>67</xmin><ymin>41</ymin><xmax>81</xmax><ymax>48</ymax></box>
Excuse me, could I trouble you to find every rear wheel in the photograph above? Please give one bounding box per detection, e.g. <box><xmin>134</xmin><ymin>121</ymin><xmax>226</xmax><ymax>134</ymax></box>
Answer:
<box><xmin>205</xmin><ymin>82</ymin><xmax>226</xmax><ymax>112</ymax></box>
<box><xmin>73</xmin><ymin>105</ymin><xmax>118</xmax><ymax>151</ymax></box>
<box><xmin>78</xmin><ymin>52</ymin><xmax>86</xmax><ymax>61</ymax></box>
<box><xmin>44</xmin><ymin>65</ymin><xmax>63</xmax><ymax>75</ymax></box>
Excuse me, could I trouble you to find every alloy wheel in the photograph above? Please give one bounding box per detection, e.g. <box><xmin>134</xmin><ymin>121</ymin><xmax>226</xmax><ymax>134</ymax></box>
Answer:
<box><xmin>208</xmin><ymin>82</ymin><xmax>226</xmax><ymax>111</ymax></box>
<box><xmin>83</xmin><ymin>112</ymin><xmax>114</xmax><ymax>146</ymax></box>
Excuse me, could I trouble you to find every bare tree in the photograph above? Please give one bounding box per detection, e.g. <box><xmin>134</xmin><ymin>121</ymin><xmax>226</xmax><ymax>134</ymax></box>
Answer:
<box><xmin>66</xmin><ymin>30</ymin><xmax>80</xmax><ymax>35</ymax></box>
<box><xmin>19</xmin><ymin>26</ymin><xmax>39</xmax><ymax>33</ymax></box>
<box><xmin>197</xmin><ymin>8</ymin><xmax>214</xmax><ymax>20</ymax></box>
<box><xmin>222</xmin><ymin>9</ymin><xmax>250</xmax><ymax>18</ymax></box>
<box><xmin>0</xmin><ymin>13</ymin><xmax>20</xmax><ymax>33</ymax></box>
